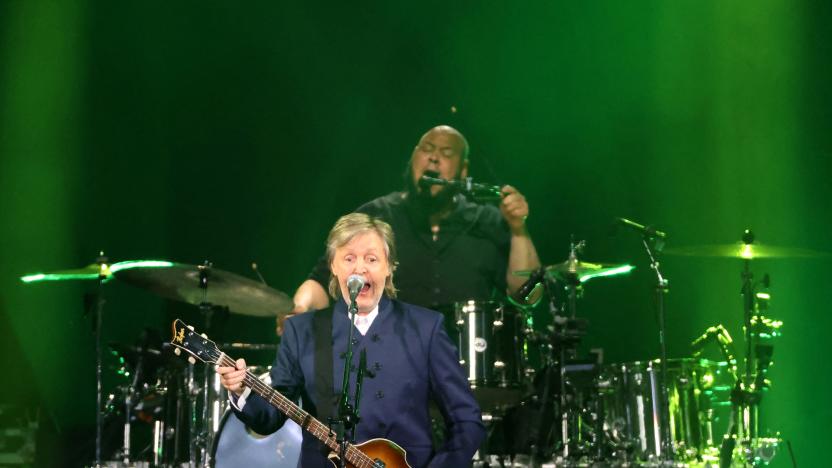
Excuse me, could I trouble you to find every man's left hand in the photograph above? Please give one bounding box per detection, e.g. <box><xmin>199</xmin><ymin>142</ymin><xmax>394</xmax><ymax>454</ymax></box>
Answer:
<box><xmin>499</xmin><ymin>185</ymin><xmax>529</xmax><ymax>234</ymax></box>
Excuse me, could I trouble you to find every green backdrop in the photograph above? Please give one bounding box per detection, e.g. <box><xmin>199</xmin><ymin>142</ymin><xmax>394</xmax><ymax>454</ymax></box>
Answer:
<box><xmin>1</xmin><ymin>1</ymin><xmax>829</xmax><ymax>466</ymax></box>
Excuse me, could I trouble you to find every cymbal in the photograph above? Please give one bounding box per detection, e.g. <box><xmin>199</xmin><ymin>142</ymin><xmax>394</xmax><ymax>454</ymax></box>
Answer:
<box><xmin>20</xmin><ymin>263</ymin><xmax>113</xmax><ymax>283</ymax></box>
<box><xmin>515</xmin><ymin>261</ymin><xmax>634</xmax><ymax>283</ymax></box>
<box><xmin>663</xmin><ymin>243</ymin><xmax>832</xmax><ymax>259</ymax></box>
<box><xmin>114</xmin><ymin>262</ymin><xmax>294</xmax><ymax>317</ymax></box>
<box><xmin>20</xmin><ymin>260</ymin><xmax>174</xmax><ymax>283</ymax></box>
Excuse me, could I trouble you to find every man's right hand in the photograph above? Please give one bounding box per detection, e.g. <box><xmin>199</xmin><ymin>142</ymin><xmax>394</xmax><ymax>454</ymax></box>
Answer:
<box><xmin>217</xmin><ymin>358</ymin><xmax>247</xmax><ymax>396</ymax></box>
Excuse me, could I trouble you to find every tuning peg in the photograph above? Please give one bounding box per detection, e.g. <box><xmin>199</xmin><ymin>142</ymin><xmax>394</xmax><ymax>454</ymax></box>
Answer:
<box><xmin>174</xmin><ymin>348</ymin><xmax>181</xmax><ymax>356</ymax></box>
<box><xmin>201</xmin><ymin>333</ymin><xmax>208</xmax><ymax>339</ymax></box>
<box><xmin>188</xmin><ymin>356</ymin><xmax>196</xmax><ymax>364</ymax></box>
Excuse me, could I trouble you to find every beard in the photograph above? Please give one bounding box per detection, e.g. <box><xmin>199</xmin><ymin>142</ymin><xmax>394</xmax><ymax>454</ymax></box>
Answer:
<box><xmin>406</xmin><ymin>170</ymin><xmax>460</xmax><ymax>229</ymax></box>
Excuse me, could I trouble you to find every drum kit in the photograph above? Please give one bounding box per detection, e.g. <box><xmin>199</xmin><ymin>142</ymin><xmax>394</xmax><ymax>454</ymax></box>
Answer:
<box><xmin>21</xmin><ymin>258</ymin><xmax>298</xmax><ymax>467</ymax></box>
<box><xmin>446</xmin><ymin>229</ymin><xmax>807</xmax><ymax>467</ymax></box>
<box><xmin>20</xmin><ymin>227</ymin><xmax>819</xmax><ymax>467</ymax></box>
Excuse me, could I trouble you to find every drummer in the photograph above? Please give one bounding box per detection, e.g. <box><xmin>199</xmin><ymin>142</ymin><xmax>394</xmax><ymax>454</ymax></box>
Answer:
<box><xmin>218</xmin><ymin>213</ymin><xmax>486</xmax><ymax>467</ymax></box>
<box><xmin>290</xmin><ymin>124</ymin><xmax>541</xmax><ymax>317</ymax></box>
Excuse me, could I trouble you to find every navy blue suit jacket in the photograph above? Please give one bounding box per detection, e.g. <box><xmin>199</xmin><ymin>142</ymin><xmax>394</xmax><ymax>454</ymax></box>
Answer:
<box><xmin>233</xmin><ymin>296</ymin><xmax>486</xmax><ymax>467</ymax></box>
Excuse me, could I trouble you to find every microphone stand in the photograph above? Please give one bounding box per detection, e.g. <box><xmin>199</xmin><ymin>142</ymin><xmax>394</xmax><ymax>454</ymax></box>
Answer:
<box><xmin>639</xmin><ymin>235</ymin><xmax>672</xmax><ymax>462</ymax></box>
<box><xmin>333</xmin><ymin>294</ymin><xmax>362</xmax><ymax>468</ymax></box>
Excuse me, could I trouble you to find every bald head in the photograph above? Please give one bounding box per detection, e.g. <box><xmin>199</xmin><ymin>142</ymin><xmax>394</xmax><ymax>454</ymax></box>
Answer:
<box><xmin>410</xmin><ymin>125</ymin><xmax>470</xmax><ymax>196</ymax></box>
<box><xmin>418</xmin><ymin>125</ymin><xmax>469</xmax><ymax>161</ymax></box>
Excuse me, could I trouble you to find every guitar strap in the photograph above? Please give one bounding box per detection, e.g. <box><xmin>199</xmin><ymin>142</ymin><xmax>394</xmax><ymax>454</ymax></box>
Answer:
<box><xmin>313</xmin><ymin>307</ymin><xmax>336</xmax><ymax>423</ymax></box>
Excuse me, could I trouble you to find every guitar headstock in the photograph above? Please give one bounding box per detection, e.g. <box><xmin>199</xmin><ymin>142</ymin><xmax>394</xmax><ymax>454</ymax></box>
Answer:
<box><xmin>169</xmin><ymin>319</ymin><xmax>221</xmax><ymax>365</ymax></box>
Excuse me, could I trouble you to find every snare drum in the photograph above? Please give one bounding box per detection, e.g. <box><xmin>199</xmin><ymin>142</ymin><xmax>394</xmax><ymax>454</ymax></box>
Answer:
<box><xmin>211</xmin><ymin>369</ymin><xmax>302</xmax><ymax>467</ymax></box>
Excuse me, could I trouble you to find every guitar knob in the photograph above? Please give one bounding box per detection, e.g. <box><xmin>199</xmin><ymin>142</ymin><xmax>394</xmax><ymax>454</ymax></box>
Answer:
<box><xmin>187</xmin><ymin>325</ymin><xmax>194</xmax><ymax>331</ymax></box>
<box><xmin>174</xmin><ymin>348</ymin><xmax>181</xmax><ymax>356</ymax></box>
<box><xmin>201</xmin><ymin>333</ymin><xmax>208</xmax><ymax>339</ymax></box>
<box><xmin>188</xmin><ymin>356</ymin><xmax>196</xmax><ymax>364</ymax></box>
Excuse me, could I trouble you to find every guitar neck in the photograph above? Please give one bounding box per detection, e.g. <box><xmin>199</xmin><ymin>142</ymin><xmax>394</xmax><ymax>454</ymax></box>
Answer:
<box><xmin>217</xmin><ymin>353</ymin><xmax>372</xmax><ymax>467</ymax></box>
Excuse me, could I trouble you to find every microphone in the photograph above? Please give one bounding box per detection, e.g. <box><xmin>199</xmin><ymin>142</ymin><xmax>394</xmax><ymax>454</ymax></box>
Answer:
<box><xmin>512</xmin><ymin>266</ymin><xmax>546</xmax><ymax>305</ymax></box>
<box><xmin>347</xmin><ymin>275</ymin><xmax>365</xmax><ymax>300</ymax></box>
<box><xmin>615</xmin><ymin>217</ymin><xmax>667</xmax><ymax>239</ymax></box>
<box><xmin>418</xmin><ymin>173</ymin><xmax>502</xmax><ymax>200</ymax></box>
<box><xmin>417</xmin><ymin>170</ymin><xmax>441</xmax><ymax>190</ymax></box>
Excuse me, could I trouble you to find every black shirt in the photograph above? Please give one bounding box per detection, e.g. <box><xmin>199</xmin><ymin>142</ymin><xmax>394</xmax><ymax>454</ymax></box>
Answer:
<box><xmin>308</xmin><ymin>192</ymin><xmax>511</xmax><ymax>309</ymax></box>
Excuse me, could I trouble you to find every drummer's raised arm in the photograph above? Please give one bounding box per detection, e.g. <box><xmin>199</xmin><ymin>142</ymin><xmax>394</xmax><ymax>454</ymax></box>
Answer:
<box><xmin>500</xmin><ymin>184</ymin><xmax>541</xmax><ymax>294</ymax></box>
<box><xmin>291</xmin><ymin>279</ymin><xmax>330</xmax><ymax>314</ymax></box>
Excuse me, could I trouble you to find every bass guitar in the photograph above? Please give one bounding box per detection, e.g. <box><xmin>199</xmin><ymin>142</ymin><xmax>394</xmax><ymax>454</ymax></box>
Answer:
<box><xmin>168</xmin><ymin>319</ymin><xmax>411</xmax><ymax>468</ymax></box>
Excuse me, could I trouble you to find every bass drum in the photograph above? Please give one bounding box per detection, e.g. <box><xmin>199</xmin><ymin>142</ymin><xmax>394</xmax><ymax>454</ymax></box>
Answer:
<box><xmin>211</xmin><ymin>371</ymin><xmax>303</xmax><ymax>468</ymax></box>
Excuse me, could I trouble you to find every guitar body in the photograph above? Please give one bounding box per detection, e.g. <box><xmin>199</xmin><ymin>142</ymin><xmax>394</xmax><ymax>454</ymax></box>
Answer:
<box><xmin>327</xmin><ymin>438</ymin><xmax>412</xmax><ymax>468</ymax></box>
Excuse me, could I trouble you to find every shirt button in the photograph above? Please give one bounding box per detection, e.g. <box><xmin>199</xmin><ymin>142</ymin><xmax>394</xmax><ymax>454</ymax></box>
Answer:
<box><xmin>375</xmin><ymin>391</ymin><xmax>384</xmax><ymax>399</ymax></box>
<box><xmin>371</xmin><ymin>334</ymin><xmax>380</xmax><ymax>342</ymax></box>
<box><xmin>351</xmin><ymin>338</ymin><xmax>359</xmax><ymax>346</ymax></box>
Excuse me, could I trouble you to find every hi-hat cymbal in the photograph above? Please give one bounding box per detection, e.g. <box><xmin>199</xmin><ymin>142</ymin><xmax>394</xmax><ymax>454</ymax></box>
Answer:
<box><xmin>515</xmin><ymin>261</ymin><xmax>634</xmax><ymax>283</ymax></box>
<box><xmin>20</xmin><ymin>263</ymin><xmax>113</xmax><ymax>283</ymax></box>
<box><xmin>20</xmin><ymin>260</ymin><xmax>174</xmax><ymax>283</ymax></box>
<box><xmin>114</xmin><ymin>262</ymin><xmax>294</xmax><ymax>317</ymax></box>
<box><xmin>663</xmin><ymin>243</ymin><xmax>831</xmax><ymax>259</ymax></box>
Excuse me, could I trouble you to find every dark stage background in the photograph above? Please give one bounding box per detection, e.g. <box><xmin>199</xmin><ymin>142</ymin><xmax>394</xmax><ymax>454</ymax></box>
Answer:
<box><xmin>1</xmin><ymin>1</ymin><xmax>830</xmax><ymax>466</ymax></box>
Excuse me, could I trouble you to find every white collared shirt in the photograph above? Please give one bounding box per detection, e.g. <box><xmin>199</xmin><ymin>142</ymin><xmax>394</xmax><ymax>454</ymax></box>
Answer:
<box><xmin>349</xmin><ymin>304</ymin><xmax>379</xmax><ymax>336</ymax></box>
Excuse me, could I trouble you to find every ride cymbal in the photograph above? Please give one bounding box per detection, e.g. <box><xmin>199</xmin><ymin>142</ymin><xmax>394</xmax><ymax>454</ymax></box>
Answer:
<box><xmin>663</xmin><ymin>243</ymin><xmax>831</xmax><ymax>259</ymax></box>
<box><xmin>113</xmin><ymin>262</ymin><xmax>294</xmax><ymax>317</ymax></box>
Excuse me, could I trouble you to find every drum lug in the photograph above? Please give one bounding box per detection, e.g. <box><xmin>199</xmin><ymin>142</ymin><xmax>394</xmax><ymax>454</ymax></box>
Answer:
<box><xmin>493</xmin><ymin>305</ymin><xmax>504</xmax><ymax>328</ymax></box>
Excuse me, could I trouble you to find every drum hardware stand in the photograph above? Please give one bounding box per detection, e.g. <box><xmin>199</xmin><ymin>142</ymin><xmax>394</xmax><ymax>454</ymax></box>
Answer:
<box><xmin>547</xmin><ymin>240</ymin><xmax>596</xmax><ymax>463</ymax></box>
<box><xmin>634</xmin><ymin>229</ymin><xmax>674</xmax><ymax>463</ymax></box>
<box><xmin>720</xmin><ymin>230</ymin><xmax>783</xmax><ymax>467</ymax></box>
<box><xmin>189</xmin><ymin>261</ymin><xmax>225</xmax><ymax>468</ymax></box>
<box><xmin>114</xmin><ymin>341</ymin><xmax>148</xmax><ymax>465</ymax></box>
<box><xmin>84</xmin><ymin>252</ymin><xmax>110</xmax><ymax>468</ymax></box>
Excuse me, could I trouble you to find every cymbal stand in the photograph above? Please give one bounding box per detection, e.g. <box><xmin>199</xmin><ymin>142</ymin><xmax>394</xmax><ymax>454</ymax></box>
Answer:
<box><xmin>639</xmin><ymin>234</ymin><xmax>672</xmax><ymax>462</ymax></box>
<box><xmin>88</xmin><ymin>252</ymin><xmax>109</xmax><ymax>467</ymax></box>
<box><xmin>720</xmin><ymin>230</ymin><xmax>782</xmax><ymax>466</ymax></box>
<box><xmin>553</xmin><ymin>240</ymin><xmax>592</xmax><ymax>462</ymax></box>
<box><xmin>194</xmin><ymin>261</ymin><xmax>213</xmax><ymax>468</ymax></box>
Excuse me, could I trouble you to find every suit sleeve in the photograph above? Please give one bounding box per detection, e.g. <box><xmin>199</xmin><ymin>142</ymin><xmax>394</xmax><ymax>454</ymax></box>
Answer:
<box><xmin>425</xmin><ymin>314</ymin><xmax>486</xmax><ymax>467</ymax></box>
<box><xmin>232</xmin><ymin>317</ymin><xmax>304</xmax><ymax>435</ymax></box>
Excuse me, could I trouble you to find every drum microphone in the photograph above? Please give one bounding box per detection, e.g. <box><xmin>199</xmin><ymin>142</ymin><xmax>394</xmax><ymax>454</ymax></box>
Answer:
<box><xmin>615</xmin><ymin>217</ymin><xmax>667</xmax><ymax>239</ymax></box>
<box><xmin>347</xmin><ymin>275</ymin><xmax>365</xmax><ymax>300</ymax></box>
<box><xmin>512</xmin><ymin>266</ymin><xmax>546</xmax><ymax>305</ymax></box>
